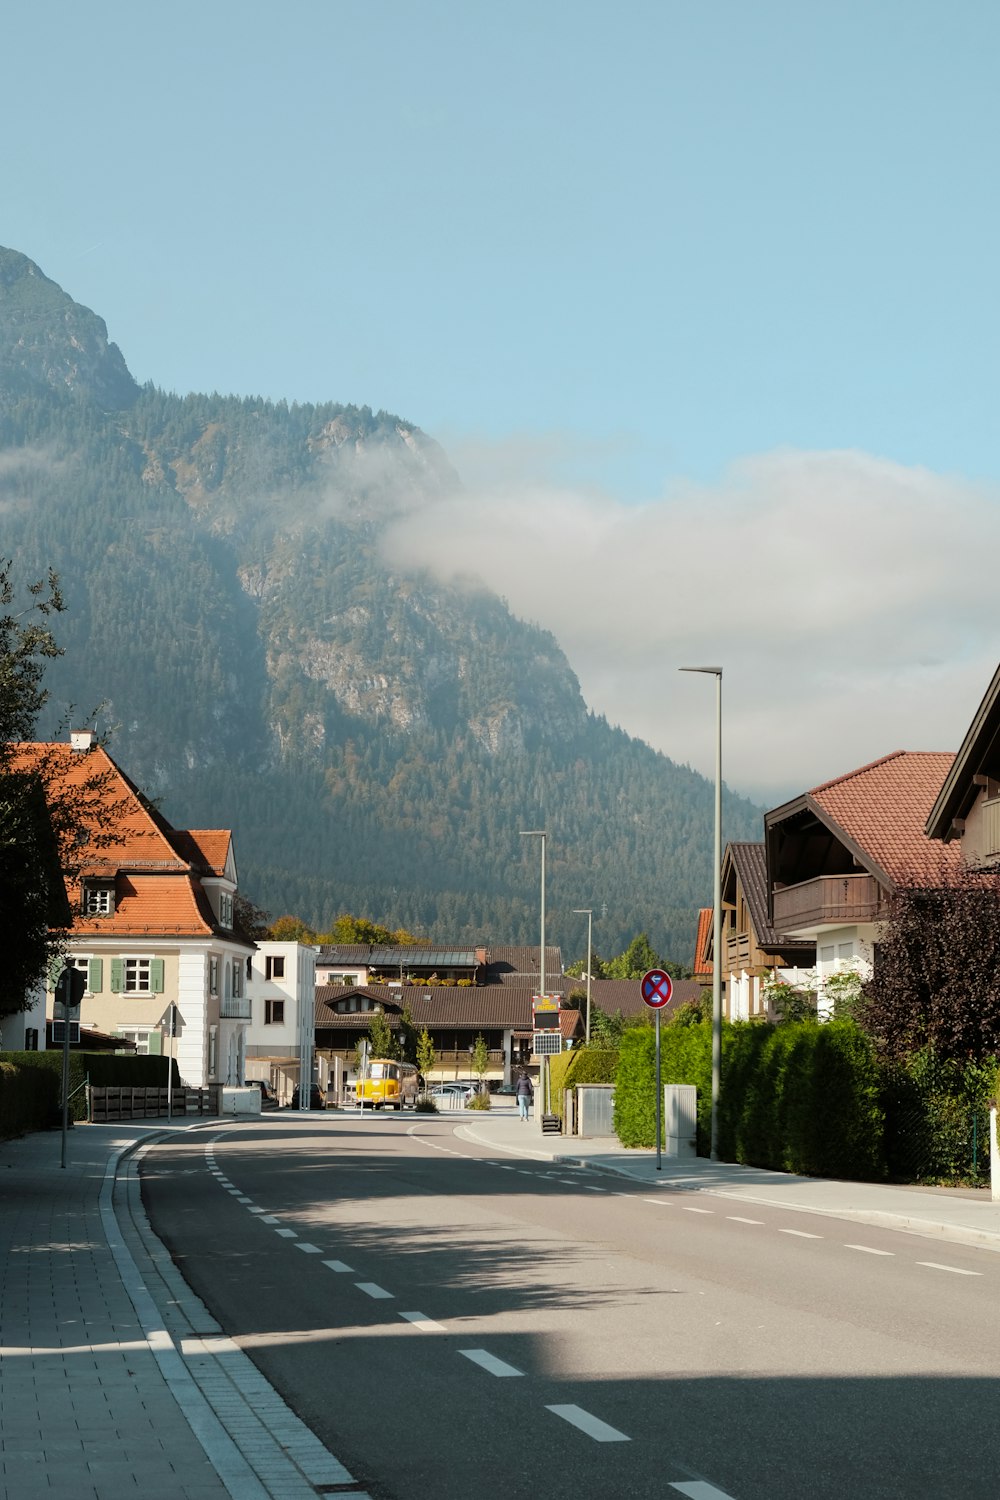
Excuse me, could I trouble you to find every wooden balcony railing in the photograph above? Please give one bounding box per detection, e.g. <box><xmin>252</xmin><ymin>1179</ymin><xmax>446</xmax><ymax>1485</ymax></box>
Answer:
<box><xmin>772</xmin><ymin>874</ymin><xmax>886</xmax><ymax>932</ymax></box>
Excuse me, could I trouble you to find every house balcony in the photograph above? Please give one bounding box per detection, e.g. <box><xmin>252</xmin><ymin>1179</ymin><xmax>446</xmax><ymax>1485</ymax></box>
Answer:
<box><xmin>772</xmin><ymin>874</ymin><xmax>887</xmax><ymax>935</ymax></box>
<box><xmin>220</xmin><ymin>997</ymin><xmax>252</xmax><ymax>1019</ymax></box>
<box><xmin>724</xmin><ymin>932</ymin><xmax>752</xmax><ymax>970</ymax></box>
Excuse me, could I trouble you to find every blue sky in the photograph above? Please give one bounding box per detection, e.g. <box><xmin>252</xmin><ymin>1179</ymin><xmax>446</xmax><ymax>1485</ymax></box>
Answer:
<box><xmin>3</xmin><ymin>2</ymin><xmax>999</xmax><ymax>799</ymax></box>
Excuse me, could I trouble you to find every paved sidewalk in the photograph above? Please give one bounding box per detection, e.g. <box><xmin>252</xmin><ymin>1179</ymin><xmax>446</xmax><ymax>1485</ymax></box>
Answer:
<box><xmin>0</xmin><ymin>1119</ymin><xmax>369</xmax><ymax>1500</ymax></box>
<box><xmin>457</xmin><ymin>1109</ymin><xmax>1000</xmax><ymax>1253</ymax></box>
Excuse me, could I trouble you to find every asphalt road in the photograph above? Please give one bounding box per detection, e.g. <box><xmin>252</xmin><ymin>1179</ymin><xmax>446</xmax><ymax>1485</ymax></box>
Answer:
<box><xmin>141</xmin><ymin>1112</ymin><xmax>1000</xmax><ymax>1500</ymax></box>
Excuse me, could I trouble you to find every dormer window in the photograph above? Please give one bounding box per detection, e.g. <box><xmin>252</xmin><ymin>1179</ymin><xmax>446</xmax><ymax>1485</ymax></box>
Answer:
<box><xmin>219</xmin><ymin>892</ymin><xmax>233</xmax><ymax>929</ymax></box>
<box><xmin>82</xmin><ymin>881</ymin><xmax>115</xmax><ymax>917</ymax></box>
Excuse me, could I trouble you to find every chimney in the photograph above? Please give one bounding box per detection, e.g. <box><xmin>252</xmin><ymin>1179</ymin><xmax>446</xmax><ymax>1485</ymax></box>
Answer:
<box><xmin>70</xmin><ymin>729</ymin><xmax>97</xmax><ymax>753</ymax></box>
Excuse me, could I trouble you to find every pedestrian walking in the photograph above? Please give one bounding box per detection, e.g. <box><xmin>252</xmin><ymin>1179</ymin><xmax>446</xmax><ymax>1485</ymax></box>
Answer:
<box><xmin>515</xmin><ymin>1069</ymin><xmax>533</xmax><ymax>1121</ymax></box>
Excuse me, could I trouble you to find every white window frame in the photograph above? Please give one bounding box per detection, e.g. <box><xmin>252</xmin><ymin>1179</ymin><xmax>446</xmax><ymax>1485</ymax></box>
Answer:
<box><xmin>123</xmin><ymin>957</ymin><xmax>153</xmax><ymax>994</ymax></box>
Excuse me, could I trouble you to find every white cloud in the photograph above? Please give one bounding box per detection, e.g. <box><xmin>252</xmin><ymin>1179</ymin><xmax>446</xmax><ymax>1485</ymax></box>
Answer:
<box><xmin>379</xmin><ymin>444</ymin><xmax>1000</xmax><ymax>805</ymax></box>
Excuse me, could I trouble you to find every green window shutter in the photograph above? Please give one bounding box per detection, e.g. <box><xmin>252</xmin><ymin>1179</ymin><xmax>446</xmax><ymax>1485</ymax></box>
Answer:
<box><xmin>146</xmin><ymin>1030</ymin><xmax>162</xmax><ymax>1055</ymax></box>
<box><xmin>150</xmin><ymin>959</ymin><xmax>165</xmax><ymax>994</ymax></box>
<box><xmin>47</xmin><ymin>955</ymin><xmax>64</xmax><ymax>990</ymax></box>
<box><xmin>88</xmin><ymin>958</ymin><xmax>103</xmax><ymax>994</ymax></box>
<box><xmin>110</xmin><ymin>958</ymin><xmax>123</xmax><ymax>993</ymax></box>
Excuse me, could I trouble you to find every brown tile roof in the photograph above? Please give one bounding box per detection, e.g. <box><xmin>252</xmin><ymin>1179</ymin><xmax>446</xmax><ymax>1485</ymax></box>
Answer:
<box><xmin>315</xmin><ymin>984</ymin><xmax>536</xmax><ymax>1030</ymax></box>
<box><xmin>485</xmin><ymin>946</ymin><xmax>563</xmax><ymax>979</ymax></box>
<box><xmin>808</xmin><ymin>750</ymin><xmax>960</xmax><ymax>888</ymax></box>
<box><xmin>583</xmin><ymin>977</ymin><xmax>705</xmax><ymax>1020</ymax></box>
<box><xmin>726</xmin><ymin>842</ymin><xmax>814</xmax><ymax>954</ymax></box>
<box><xmin>693</xmin><ymin>908</ymin><xmax>713</xmax><ymax>977</ymax></box>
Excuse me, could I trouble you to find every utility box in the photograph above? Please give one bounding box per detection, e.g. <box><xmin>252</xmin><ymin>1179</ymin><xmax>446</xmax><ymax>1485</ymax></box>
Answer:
<box><xmin>576</xmin><ymin>1084</ymin><xmax>616</xmax><ymax>1138</ymax></box>
<box><xmin>664</xmin><ymin>1084</ymin><xmax>697</xmax><ymax>1157</ymax></box>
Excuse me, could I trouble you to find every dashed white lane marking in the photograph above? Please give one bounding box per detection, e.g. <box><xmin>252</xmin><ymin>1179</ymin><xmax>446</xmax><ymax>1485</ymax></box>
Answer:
<box><xmin>681</xmin><ymin>1206</ymin><xmax>713</xmax><ymax>1214</ymax></box>
<box><xmin>846</xmin><ymin>1244</ymin><xmax>894</xmax><ymax>1256</ymax></box>
<box><xmin>261</xmin><ymin>1215</ymin><xmax>280</xmax><ymax>1224</ymax></box>
<box><xmin>235</xmin><ymin>1195</ymin><xmax>252</xmax><ymax>1204</ymax></box>
<box><xmin>727</xmin><ymin>1216</ymin><xmax>764</xmax><ymax>1225</ymax></box>
<box><xmin>778</xmin><ymin>1228</ymin><xmax>822</xmax><ymax>1239</ymax></box>
<box><xmin>399</xmin><ymin>1312</ymin><xmax>446</xmax><ymax>1332</ymax></box>
<box><xmin>917</xmin><ymin>1262</ymin><xmax>982</xmax><ymax>1276</ymax></box>
<box><xmin>460</xmin><ymin>1349</ymin><xmax>524</xmax><ymax>1377</ymax></box>
<box><xmin>584</xmin><ymin>1185</ymin><xmax>607</xmax><ymax>1193</ymax></box>
<box><xmin>546</xmin><ymin>1404</ymin><xmax>630</xmax><ymax>1441</ymax></box>
<box><xmin>275</xmin><ymin>1228</ymin><xmax>298</xmax><ymax>1239</ymax></box>
<box><xmin>226</xmin><ymin>1189</ymin><xmax>242</xmax><ymax>1196</ymax></box>
<box><xmin>322</xmin><ymin>1260</ymin><xmax>355</xmax><ymax>1273</ymax></box>
<box><xmin>669</xmin><ymin>1481</ymin><xmax>738</xmax><ymax>1499</ymax></box>
<box><xmin>643</xmin><ymin>1198</ymin><xmax>673</xmax><ymax>1206</ymax></box>
<box><xmin>249</xmin><ymin>1207</ymin><xmax>267</xmax><ymax>1215</ymax></box>
<box><xmin>296</xmin><ymin>1242</ymin><xmax>322</xmax><ymax>1254</ymax></box>
<box><xmin>356</xmin><ymin>1282</ymin><xmax>394</xmax><ymax>1299</ymax></box>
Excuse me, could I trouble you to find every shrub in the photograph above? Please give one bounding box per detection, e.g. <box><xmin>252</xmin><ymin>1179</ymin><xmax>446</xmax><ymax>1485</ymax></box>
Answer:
<box><xmin>0</xmin><ymin>1051</ymin><xmax>180</xmax><ymax>1123</ymax></box>
<box><xmin>414</xmin><ymin>1095</ymin><xmax>438</xmax><ymax>1113</ymax></box>
<box><xmin>549</xmin><ymin>1046</ymin><xmax>619</xmax><ymax>1121</ymax></box>
<box><xmin>467</xmin><ymin>1090</ymin><xmax>491</xmax><ymax>1110</ymax></box>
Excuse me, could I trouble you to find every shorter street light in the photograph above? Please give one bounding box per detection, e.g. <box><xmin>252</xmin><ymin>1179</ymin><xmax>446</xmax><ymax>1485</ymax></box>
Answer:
<box><xmin>572</xmin><ymin>908</ymin><xmax>593</xmax><ymax>1043</ymax></box>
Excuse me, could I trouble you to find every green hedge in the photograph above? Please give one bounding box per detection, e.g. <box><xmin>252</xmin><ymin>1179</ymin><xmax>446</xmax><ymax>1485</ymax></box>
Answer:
<box><xmin>549</xmin><ymin>1047</ymin><xmax>619</xmax><ymax>1121</ymax></box>
<box><xmin>0</xmin><ymin>1051</ymin><xmax>180</xmax><ymax>1124</ymax></box>
<box><xmin>615</xmin><ymin>1019</ymin><xmax>885</xmax><ymax>1179</ymax></box>
<box><xmin>0</xmin><ymin>1059</ymin><xmax>60</xmax><ymax>1138</ymax></box>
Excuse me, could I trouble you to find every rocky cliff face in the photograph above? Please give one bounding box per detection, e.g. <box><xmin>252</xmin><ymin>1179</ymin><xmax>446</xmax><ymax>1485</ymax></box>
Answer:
<box><xmin>0</xmin><ymin>248</ymin><xmax>139</xmax><ymax>409</ymax></box>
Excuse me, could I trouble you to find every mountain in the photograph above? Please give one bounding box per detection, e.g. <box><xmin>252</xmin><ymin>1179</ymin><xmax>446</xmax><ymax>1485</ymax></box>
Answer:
<box><xmin>0</xmin><ymin>247</ymin><xmax>762</xmax><ymax>961</ymax></box>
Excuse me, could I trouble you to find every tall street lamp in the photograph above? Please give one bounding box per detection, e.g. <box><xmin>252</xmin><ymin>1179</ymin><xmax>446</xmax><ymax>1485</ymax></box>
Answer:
<box><xmin>520</xmin><ymin>829</ymin><xmax>547</xmax><ymax>1127</ymax></box>
<box><xmin>572</xmin><ymin>908</ymin><xmax>593</xmax><ymax>1043</ymax></box>
<box><xmin>679</xmin><ymin>666</ymin><xmax>723</xmax><ymax>1161</ymax></box>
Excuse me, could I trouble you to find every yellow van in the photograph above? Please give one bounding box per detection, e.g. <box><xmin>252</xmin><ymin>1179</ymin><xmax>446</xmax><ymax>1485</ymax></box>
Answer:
<box><xmin>356</xmin><ymin>1059</ymin><xmax>420</xmax><ymax>1111</ymax></box>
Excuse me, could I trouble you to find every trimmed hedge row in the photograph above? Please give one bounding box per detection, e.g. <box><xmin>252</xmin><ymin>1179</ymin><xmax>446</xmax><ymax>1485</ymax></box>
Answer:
<box><xmin>614</xmin><ymin>1019</ymin><xmax>886</xmax><ymax>1179</ymax></box>
<box><xmin>0</xmin><ymin>1059</ymin><xmax>59</xmax><ymax>1139</ymax></box>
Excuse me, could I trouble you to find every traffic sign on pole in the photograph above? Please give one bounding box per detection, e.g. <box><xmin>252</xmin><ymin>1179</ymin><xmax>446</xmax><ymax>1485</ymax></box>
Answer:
<box><xmin>640</xmin><ymin>968</ymin><xmax>673</xmax><ymax>1009</ymax></box>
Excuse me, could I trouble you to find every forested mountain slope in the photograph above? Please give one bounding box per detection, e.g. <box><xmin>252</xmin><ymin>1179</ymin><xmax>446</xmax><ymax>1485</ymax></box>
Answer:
<box><xmin>0</xmin><ymin>247</ymin><xmax>761</xmax><ymax>960</ymax></box>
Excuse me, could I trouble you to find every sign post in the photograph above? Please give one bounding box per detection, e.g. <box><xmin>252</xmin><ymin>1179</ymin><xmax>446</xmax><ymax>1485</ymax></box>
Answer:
<box><xmin>54</xmin><ymin>965</ymin><xmax>86</xmax><ymax>1169</ymax></box>
<box><xmin>641</xmin><ymin>969</ymin><xmax>674</xmax><ymax>1172</ymax></box>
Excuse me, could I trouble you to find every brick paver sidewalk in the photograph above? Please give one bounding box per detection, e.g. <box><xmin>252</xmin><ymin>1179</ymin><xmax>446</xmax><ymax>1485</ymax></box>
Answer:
<box><xmin>0</xmin><ymin>1122</ymin><xmax>229</xmax><ymax>1500</ymax></box>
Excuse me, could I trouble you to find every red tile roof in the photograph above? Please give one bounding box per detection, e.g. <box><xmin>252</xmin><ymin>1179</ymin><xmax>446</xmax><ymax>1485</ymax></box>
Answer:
<box><xmin>808</xmin><ymin>750</ymin><xmax>960</xmax><ymax>888</ymax></box>
<box><xmin>693</xmin><ymin>908</ymin><xmax>713</xmax><ymax>977</ymax></box>
<box><xmin>12</xmin><ymin>741</ymin><xmax>244</xmax><ymax>943</ymax></box>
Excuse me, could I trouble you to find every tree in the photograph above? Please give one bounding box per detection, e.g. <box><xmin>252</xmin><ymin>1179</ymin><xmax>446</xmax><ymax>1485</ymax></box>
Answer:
<box><xmin>235</xmin><ymin>892</ymin><xmax>270</xmax><ymax>942</ymax></box>
<box><xmin>367</xmin><ymin>1007</ymin><xmax>399</xmax><ymax>1061</ymax></box>
<box><xmin>397</xmin><ymin>1003</ymin><xmax>418</xmax><ymax>1065</ymax></box>
<box><xmin>859</xmin><ymin>869</ymin><xmax>1000</xmax><ymax>1063</ymax></box>
<box><xmin>0</xmin><ymin>562</ymin><xmax>123</xmax><ymax>1016</ymax></box>
<box><xmin>268</xmin><ymin>914</ymin><xmax>317</xmax><ymax>943</ymax></box>
<box><xmin>323</xmin><ymin>913</ymin><xmax>421</xmax><ymax>946</ymax></box>
<box><xmin>604</xmin><ymin>933</ymin><xmax>664</xmax><ymax>980</ymax></box>
<box><xmin>471</xmin><ymin>1032</ymin><xmax>489</xmax><ymax>1089</ymax></box>
<box><xmin>416</xmin><ymin>1026</ymin><xmax>437</xmax><ymax>1083</ymax></box>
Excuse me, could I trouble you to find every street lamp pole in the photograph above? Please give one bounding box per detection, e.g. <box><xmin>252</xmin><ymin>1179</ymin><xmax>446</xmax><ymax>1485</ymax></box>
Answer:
<box><xmin>679</xmin><ymin>666</ymin><xmax>723</xmax><ymax>1161</ymax></box>
<box><xmin>573</xmin><ymin>908</ymin><xmax>593</xmax><ymax>1043</ymax></box>
<box><xmin>520</xmin><ymin>830</ymin><xmax>547</xmax><ymax>1126</ymax></box>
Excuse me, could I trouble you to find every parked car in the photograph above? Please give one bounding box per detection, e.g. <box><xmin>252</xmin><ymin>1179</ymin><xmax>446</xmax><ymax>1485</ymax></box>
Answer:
<box><xmin>429</xmin><ymin>1083</ymin><xmax>475</xmax><ymax>1104</ymax></box>
<box><xmin>492</xmin><ymin>1082</ymin><xmax>517</xmax><ymax>1096</ymax></box>
<box><xmin>289</xmin><ymin>1083</ymin><xmax>324</xmax><ymax>1110</ymax></box>
<box><xmin>247</xmin><ymin>1079</ymin><xmax>279</xmax><ymax>1111</ymax></box>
